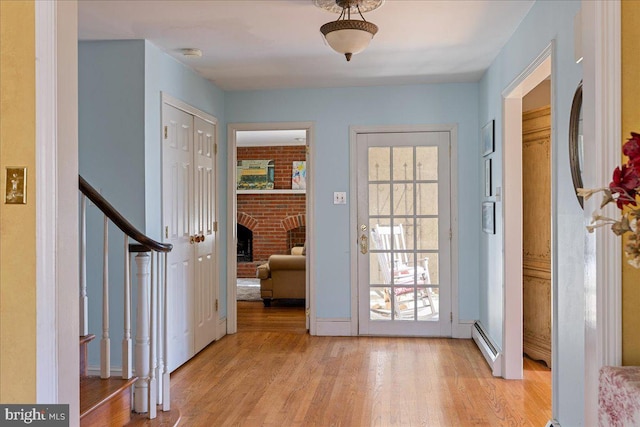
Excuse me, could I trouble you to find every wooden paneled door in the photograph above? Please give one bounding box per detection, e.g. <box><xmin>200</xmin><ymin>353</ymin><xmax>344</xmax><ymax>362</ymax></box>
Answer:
<box><xmin>522</xmin><ymin>105</ymin><xmax>551</xmax><ymax>368</ymax></box>
<box><xmin>162</xmin><ymin>102</ymin><xmax>218</xmax><ymax>372</ymax></box>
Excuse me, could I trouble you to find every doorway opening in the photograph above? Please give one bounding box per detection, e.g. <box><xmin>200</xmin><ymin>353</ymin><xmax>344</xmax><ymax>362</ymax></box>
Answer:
<box><xmin>227</xmin><ymin>123</ymin><xmax>315</xmax><ymax>334</ymax></box>
<box><xmin>502</xmin><ymin>45</ymin><xmax>553</xmax><ymax>415</ymax></box>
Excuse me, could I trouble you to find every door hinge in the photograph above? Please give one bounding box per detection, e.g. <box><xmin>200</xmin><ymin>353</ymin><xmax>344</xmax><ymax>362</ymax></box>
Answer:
<box><xmin>450</xmin><ymin>312</ymin><xmax>453</xmax><ymax>322</ymax></box>
<box><xmin>165</xmin><ymin>226</ymin><xmax>169</xmax><ymax>239</ymax></box>
<box><xmin>215</xmin><ymin>299</ymin><xmax>219</xmax><ymax>311</ymax></box>
<box><xmin>449</xmin><ymin>228</ymin><xmax>452</xmax><ymax>240</ymax></box>
<box><xmin>305</xmin><ymin>308</ymin><xmax>310</xmax><ymax>317</ymax></box>
<box><xmin>213</xmin><ymin>221</ymin><xmax>218</xmax><ymax>232</ymax></box>
<box><xmin>164</xmin><ymin>126</ymin><xmax>168</xmax><ymax>139</ymax></box>
<box><xmin>214</xmin><ymin>143</ymin><xmax>218</xmax><ymax>155</ymax></box>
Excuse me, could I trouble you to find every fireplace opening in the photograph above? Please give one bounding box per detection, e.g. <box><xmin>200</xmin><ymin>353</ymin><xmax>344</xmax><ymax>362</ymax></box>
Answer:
<box><xmin>237</xmin><ymin>225</ymin><xmax>253</xmax><ymax>262</ymax></box>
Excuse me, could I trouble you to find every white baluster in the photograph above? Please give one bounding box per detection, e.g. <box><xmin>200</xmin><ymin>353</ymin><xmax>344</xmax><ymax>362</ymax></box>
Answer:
<box><xmin>80</xmin><ymin>194</ymin><xmax>88</xmax><ymax>336</ymax></box>
<box><xmin>100</xmin><ymin>215</ymin><xmax>110</xmax><ymax>379</ymax></box>
<box><xmin>156</xmin><ymin>252</ymin><xmax>165</xmax><ymax>406</ymax></box>
<box><xmin>148</xmin><ymin>252</ymin><xmax>157</xmax><ymax>419</ymax></box>
<box><xmin>134</xmin><ymin>251</ymin><xmax>151</xmax><ymax>413</ymax></box>
<box><xmin>162</xmin><ymin>252</ymin><xmax>171</xmax><ymax>411</ymax></box>
<box><xmin>122</xmin><ymin>236</ymin><xmax>132</xmax><ymax>379</ymax></box>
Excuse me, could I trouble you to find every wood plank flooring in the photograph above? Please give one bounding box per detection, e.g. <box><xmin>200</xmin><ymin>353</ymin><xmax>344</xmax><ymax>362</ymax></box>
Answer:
<box><xmin>170</xmin><ymin>301</ymin><xmax>551</xmax><ymax>426</ymax></box>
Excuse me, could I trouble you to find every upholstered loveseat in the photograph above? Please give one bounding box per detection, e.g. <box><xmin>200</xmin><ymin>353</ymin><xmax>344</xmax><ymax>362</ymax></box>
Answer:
<box><xmin>256</xmin><ymin>246</ymin><xmax>305</xmax><ymax>307</ymax></box>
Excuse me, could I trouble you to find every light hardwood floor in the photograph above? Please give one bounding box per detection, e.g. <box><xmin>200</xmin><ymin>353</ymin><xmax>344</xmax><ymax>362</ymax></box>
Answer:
<box><xmin>170</xmin><ymin>302</ymin><xmax>551</xmax><ymax>426</ymax></box>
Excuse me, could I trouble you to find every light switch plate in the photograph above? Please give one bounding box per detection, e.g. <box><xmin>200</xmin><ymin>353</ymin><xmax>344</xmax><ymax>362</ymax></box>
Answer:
<box><xmin>333</xmin><ymin>191</ymin><xmax>347</xmax><ymax>205</ymax></box>
<box><xmin>5</xmin><ymin>167</ymin><xmax>27</xmax><ymax>204</ymax></box>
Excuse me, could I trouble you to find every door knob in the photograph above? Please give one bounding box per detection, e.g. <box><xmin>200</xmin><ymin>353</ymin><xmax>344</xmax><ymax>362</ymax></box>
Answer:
<box><xmin>190</xmin><ymin>235</ymin><xmax>196</xmax><ymax>244</ymax></box>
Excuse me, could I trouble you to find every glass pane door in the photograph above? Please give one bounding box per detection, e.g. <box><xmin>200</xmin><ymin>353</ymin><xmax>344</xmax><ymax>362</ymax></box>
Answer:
<box><xmin>357</xmin><ymin>132</ymin><xmax>451</xmax><ymax>336</ymax></box>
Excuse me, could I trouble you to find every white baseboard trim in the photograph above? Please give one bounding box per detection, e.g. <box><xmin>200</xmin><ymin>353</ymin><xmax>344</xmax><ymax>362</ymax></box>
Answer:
<box><xmin>315</xmin><ymin>318</ymin><xmax>353</xmax><ymax>336</ymax></box>
<box><xmin>217</xmin><ymin>317</ymin><xmax>227</xmax><ymax>339</ymax></box>
<box><xmin>452</xmin><ymin>320</ymin><xmax>474</xmax><ymax>339</ymax></box>
<box><xmin>88</xmin><ymin>366</ymin><xmax>124</xmax><ymax>377</ymax></box>
<box><xmin>471</xmin><ymin>321</ymin><xmax>502</xmax><ymax>377</ymax></box>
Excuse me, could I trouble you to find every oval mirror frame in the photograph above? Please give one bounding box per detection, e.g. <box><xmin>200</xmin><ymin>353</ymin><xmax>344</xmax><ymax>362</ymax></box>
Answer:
<box><xmin>569</xmin><ymin>81</ymin><xmax>584</xmax><ymax>208</ymax></box>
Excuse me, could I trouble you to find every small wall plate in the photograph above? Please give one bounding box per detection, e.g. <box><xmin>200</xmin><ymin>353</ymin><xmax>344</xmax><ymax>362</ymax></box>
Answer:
<box><xmin>5</xmin><ymin>167</ymin><xmax>27</xmax><ymax>204</ymax></box>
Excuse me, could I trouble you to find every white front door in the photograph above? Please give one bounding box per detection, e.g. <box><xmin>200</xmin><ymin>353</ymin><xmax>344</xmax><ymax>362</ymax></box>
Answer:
<box><xmin>357</xmin><ymin>131</ymin><xmax>452</xmax><ymax>336</ymax></box>
<box><xmin>162</xmin><ymin>104</ymin><xmax>217</xmax><ymax>371</ymax></box>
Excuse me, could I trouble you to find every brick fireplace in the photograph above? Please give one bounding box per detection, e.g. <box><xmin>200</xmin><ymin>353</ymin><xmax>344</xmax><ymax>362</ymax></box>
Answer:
<box><xmin>237</xmin><ymin>145</ymin><xmax>306</xmax><ymax>278</ymax></box>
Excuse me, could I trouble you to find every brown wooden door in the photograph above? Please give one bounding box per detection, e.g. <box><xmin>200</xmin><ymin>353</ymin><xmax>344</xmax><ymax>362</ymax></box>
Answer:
<box><xmin>522</xmin><ymin>105</ymin><xmax>551</xmax><ymax>368</ymax></box>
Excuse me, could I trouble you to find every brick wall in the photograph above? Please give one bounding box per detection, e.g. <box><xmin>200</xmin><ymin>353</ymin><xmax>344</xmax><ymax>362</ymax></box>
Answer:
<box><xmin>237</xmin><ymin>145</ymin><xmax>306</xmax><ymax>278</ymax></box>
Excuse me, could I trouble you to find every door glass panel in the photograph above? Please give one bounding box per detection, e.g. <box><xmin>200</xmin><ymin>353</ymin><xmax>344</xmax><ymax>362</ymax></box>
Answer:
<box><xmin>417</xmin><ymin>183</ymin><xmax>438</xmax><ymax>215</ymax></box>
<box><xmin>369</xmin><ymin>252</ymin><xmax>387</xmax><ymax>285</ymax></box>
<box><xmin>418</xmin><ymin>252</ymin><xmax>439</xmax><ymax>284</ymax></box>
<box><xmin>416</xmin><ymin>146</ymin><xmax>438</xmax><ymax>180</ymax></box>
<box><xmin>393</xmin><ymin>218</ymin><xmax>414</xmax><ymax>251</ymax></box>
<box><xmin>369</xmin><ymin>184</ymin><xmax>390</xmax><ymax>216</ymax></box>
<box><xmin>417</xmin><ymin>287</ymin><xmax>439</xmax><ymax>321</ymax></box>
<box><xmin>369</xmin><ymin>147</ymin><xmax>390</xmax><ymax>181</ymax></box>
<box><xmin>393</xmin><ymin>183</ymin><xmax>414</xmax><ymax>215</ymax></box>
<box><xmin>393</xmin><ymin>147</ymin><xmax>414</xmax><ymax>181</ymax></box>
<box><xmin>416</xmin><ymin>218</ymin><xmax>438</xmax><ymax>250</ymax></box>
<box><xmin>370</xmin><ymin>287</ymin><xmax>391</xmax><ymax>320</ymax></box>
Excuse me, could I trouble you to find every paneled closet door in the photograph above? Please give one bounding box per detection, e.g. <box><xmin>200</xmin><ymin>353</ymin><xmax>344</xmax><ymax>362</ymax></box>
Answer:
<box><xmin>193</xmin><ymin>116</ymin><xmax>217</xmax><ymax>353</ymax></box>
<box><xmin>162</xmin><ymin>104</ymin><xmax>196</xmax><ymax>372</ymax></box>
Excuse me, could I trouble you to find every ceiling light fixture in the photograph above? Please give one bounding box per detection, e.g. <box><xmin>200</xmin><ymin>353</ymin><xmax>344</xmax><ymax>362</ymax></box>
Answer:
<box><xmin>315</xmin><ymin>0</ymin><xmax>382</xmax><ymax>62</ymax></box>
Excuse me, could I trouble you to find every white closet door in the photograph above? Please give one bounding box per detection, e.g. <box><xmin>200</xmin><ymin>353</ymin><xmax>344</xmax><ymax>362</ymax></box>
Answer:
<box><xmin>193</xmin><ymin>116</ymin><xmax>217</xmax><ymax>353</ymax></box>
<box><xmin>162</xmin><ymin>104</ymin><xmax>195</xmax><ymax>372</ymax></box>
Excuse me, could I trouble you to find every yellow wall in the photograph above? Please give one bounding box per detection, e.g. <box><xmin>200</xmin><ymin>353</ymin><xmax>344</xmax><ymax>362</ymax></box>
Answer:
<box><xmin>0</xmin><ymin>0</ymin><xmax>37</xmax><ymax>401</ymax></box>
<box><xmin>622</xmin><ymin>0</ymin><xmax>640</xmax><ymax>365</ymax></box>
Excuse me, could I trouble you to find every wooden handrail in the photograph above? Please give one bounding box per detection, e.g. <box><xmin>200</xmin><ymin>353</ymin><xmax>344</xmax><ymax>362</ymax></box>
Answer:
<box><xmin>79</xmin><ymin>175</ymin><xmax>172</xmax><ymax>253</ymax></box>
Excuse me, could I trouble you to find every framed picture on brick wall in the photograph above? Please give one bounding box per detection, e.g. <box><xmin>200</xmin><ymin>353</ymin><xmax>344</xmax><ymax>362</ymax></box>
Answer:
<box><xmin>292</xmin><ymin>161</ymin><xmax>306</xmax><ymax>190</ymax></box>
<box><xmin>237</xmin><ymin>160</ymin><xmax>275</xmax><ymax>190</ymax></box>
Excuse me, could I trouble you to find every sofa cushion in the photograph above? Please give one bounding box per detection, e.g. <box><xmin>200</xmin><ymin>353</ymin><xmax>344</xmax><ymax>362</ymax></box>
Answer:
<box><xmin>267</xmin><ymin>255</ymin><xmax>305</xmax><ymax>270</ymax></box>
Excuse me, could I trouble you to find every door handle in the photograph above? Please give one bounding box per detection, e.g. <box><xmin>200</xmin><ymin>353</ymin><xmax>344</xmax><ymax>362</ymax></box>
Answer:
<box><xmin>360</xmin><ymin>233</ymin><xmax>368</xmax><ymax>254</ymax></box>
<box><xmin>190</xmin><ymin>235</ymin><xmax>196</xmax><ymax>244</ymax></box>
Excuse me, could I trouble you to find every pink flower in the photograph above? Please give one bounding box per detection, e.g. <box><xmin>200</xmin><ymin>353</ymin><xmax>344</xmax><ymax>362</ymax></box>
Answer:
<box><xmin>609</xmin><ymin>164</ymin><xmax>640</xmax><ymax>208</ymax></box>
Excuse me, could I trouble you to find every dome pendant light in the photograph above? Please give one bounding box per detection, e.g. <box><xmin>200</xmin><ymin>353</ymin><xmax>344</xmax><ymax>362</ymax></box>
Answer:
<box><xmin>318</xmin><ymin>0</ymin><xmax>380</xmax><ymax>62</ymax></box>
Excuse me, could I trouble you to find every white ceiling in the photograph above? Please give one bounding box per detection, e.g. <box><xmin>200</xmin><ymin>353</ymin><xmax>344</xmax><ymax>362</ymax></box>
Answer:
<box><xmin>78</xmin><ymin>0</ymin><xmax>535</xmax><ymax>92</ymax></box>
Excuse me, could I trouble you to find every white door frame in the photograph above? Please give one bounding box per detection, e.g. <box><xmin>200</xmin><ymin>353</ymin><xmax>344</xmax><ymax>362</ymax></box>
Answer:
<box><xmin>349</xmin><ymin>124</ymin><xmax>459</xmax><ymax>337</ymax></box>
<box><xmin>582</xmin><ymin>1</ymin><xmax>622</xmax><ymax>425</ymax></box>
<box><xmin>226</xmin><ymin>122</ymin><xmax>316</xmax><ymax>335</ymax></box>
<box><xmin>35</xmin><ymin>2</ymin><xmax>79</xmax><ymax>425</ymax></box>
<box><xmin>501</xmin><ymin>45</ymin><xmax>552</xmax><ymax>381</ymax></box>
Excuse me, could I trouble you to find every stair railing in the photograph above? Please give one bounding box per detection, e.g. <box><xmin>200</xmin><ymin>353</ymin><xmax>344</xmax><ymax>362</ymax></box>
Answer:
<box><xmin>79</xmin><ymin>175</ymin><xmax>173</xmax><ymax>419</ymax></box>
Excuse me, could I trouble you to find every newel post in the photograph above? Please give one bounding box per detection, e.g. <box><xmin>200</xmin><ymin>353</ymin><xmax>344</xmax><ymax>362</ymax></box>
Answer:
<box><xmin>132</xmin><ymin>246</ymin><xmax>151</xmax><ymax>413</ymax></box>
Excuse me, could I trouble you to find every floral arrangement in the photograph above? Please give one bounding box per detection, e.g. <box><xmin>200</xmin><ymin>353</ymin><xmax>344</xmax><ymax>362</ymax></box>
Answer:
<box><xmin>579</xmin><ymin>132</ymin><xmax>640</xmax><ymax>268</ymax></box>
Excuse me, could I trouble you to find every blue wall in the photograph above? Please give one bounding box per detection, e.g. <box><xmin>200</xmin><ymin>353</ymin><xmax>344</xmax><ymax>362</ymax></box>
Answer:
<box><xmin>478</xmin><ymin>1</ymin><xmax>583</xmax><ymax>424</ymax></box>
<box><xmin>79</xmin><ymin>40</ymin><xmax>225</xmax><ymax>366</ymax></box>
<box><xmin>225</xmin><ymin>83</ymin><xmax>481</xmax><ymax>320</ymax></box>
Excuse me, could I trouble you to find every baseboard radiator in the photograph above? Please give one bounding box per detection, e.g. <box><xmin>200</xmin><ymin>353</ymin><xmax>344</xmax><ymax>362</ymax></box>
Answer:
<box><xmin>471</xmin><ymin>321</ymin><xmax>502</xmax><ymax>377</ymax></box>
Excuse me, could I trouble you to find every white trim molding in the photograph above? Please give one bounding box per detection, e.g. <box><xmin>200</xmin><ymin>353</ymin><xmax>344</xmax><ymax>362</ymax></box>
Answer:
<box><xmin>35</xmin><ymin>1</ymin><xmax>80</xmax><ymax>425</ymax></box>
<box><xmin>315</xmin><ymin>318</ymin><xmax>353</xmax><ymax>336</ymax></box>
<box><xmin>35</xmin><ymin>0</ymin><xmax>58</xmax><ymax>403</ymax></box>
<box><xmin>582</xmin><ymin>0</ymin><xmax>622</xmax><ymax>425</ymax></box>
<box><xmin>501</xmin><ymin>45</ymin><xmax>552</xmax><ymax>380</ymax></box>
